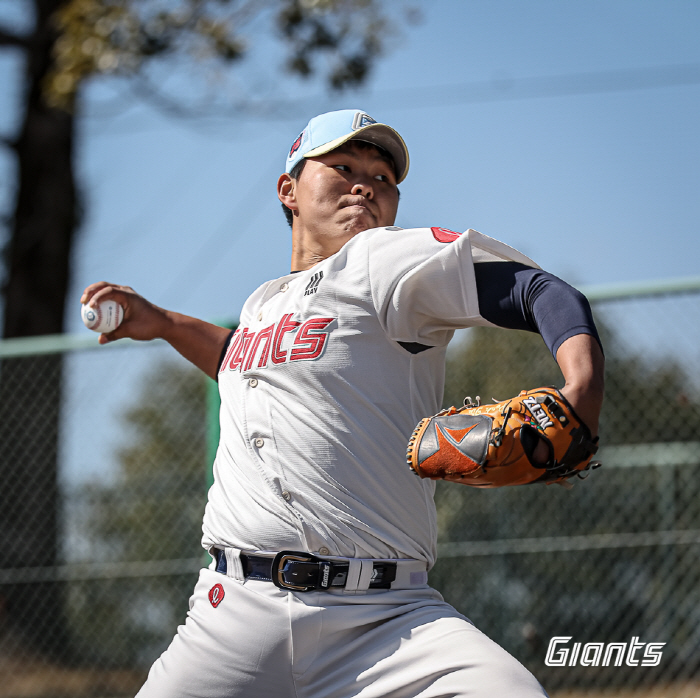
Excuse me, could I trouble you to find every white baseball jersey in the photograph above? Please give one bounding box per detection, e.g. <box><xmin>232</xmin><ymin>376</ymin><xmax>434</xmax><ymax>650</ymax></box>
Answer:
<box><xmin>202</xmin><ymin>226</ymin><xmax>538</xmax><ymax>567</ymax></box>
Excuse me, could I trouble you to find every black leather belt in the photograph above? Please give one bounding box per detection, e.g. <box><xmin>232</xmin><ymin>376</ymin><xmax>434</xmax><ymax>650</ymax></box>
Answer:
<box><xmin>215</xmin><ymin>549</ymin><xmax>397</xmax><ymax>592</ymax></box>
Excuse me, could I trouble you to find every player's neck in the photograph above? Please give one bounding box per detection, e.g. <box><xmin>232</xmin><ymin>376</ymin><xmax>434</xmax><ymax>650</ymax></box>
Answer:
<box><xmin>290</xmin><ymin>225</ymin><xmax>356</xmax><ymax>271</ymax></box>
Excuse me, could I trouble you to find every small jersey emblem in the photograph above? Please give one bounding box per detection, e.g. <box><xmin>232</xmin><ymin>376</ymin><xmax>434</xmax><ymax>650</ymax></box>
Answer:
<box><xmin>208</xmin><ymin>583</ymin><xmax>225</xmax><ymax>608</ymax></box>
<box><xmin>431</xmin><ymin>227</ymin><xmax>462</xmax><ymax>243</ymax></box>
<box><xmin>304</xmin><ymin>270</ymin><xmax>324</xmax><ymax>296</ymax></box>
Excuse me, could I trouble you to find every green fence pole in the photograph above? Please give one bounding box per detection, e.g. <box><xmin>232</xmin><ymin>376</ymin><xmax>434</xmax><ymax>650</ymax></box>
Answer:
<box><xmin>204</xmin><ymin>322</ymin><xmax>237</xmax><ymax>566</ymax></box>
<box><xmin>205</xmin><ymin>321</ymin><xmax>237</xmax><ymax>490</ymax></box>
<box><xmin>206</xmin><ymin>378</ymin><xmax>221</xmax><ymax>491</ymax></box>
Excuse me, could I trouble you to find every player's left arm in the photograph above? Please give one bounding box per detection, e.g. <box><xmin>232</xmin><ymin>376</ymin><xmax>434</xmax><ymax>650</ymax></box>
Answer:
<box><xmin>474</xmin><ymin>262</ymin><xmax>604</xmax><ymax>435</ymax></box>
<box><xmin>553</xmin><ymin>333</ymin><xmax>604</xmax><ymax>435</ymax></box>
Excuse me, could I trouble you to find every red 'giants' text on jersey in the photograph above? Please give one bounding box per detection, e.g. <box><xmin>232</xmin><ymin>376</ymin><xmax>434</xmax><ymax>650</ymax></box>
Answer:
<box><xmin>219</xmin><ymin>315</ymin><xmax>336</xmax><ymax>373</ymax></box>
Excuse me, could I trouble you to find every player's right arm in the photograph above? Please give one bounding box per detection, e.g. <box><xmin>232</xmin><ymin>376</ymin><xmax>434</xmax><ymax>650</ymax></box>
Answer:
<box><xmin>81</xmin><ymin>282</ymin><xmax>231</xmax><ymax>380</ymax></box>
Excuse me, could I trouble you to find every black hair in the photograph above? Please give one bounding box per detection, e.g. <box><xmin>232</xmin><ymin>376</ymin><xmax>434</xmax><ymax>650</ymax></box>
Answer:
<box><xmin>281</xmin><ymin>140</ymin><xmax>399</xmax><ymax>229</ymax></box>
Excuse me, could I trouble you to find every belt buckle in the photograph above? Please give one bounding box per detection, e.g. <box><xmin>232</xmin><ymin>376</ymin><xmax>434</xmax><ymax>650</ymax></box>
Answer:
<box><xmin>272</xmin><ymin>550</ymin><xmax>324</xmax><ymax>592</ymax></box>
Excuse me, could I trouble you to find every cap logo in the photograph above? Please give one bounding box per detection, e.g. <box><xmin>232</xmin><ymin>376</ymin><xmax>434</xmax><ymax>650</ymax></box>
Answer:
<box><xmin>289</xmin><ymin>131</ymin><xmax>304</xmax><ymax>158</ymax></box>
<box><xmin>352</xmin><ymin>112</ymin><xmax>377</xmax><ymax>130</ymax></box>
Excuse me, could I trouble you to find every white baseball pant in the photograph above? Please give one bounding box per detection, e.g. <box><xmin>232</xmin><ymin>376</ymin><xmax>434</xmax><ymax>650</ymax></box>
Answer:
<box><xmin>136</xmin><ymin>557</ymin><xmax>548</xmax><ymax>697</ymax></box>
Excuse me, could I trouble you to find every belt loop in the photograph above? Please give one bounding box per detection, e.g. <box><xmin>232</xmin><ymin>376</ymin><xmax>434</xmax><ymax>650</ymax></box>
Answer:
<box><xmin>344</xmin><ymin>559</ymin><xmax>374</xmax><ymax>594</ymax></box>
<box><xmin>225</xmin><ymin>548</ymin><xmax>244</xmax><ymax>581</ymax></box>
<box><xmin>344</xmin><ymin>558</ymin><xmax>362</xmax><ymax>592</ymax></box>
<box><xmin>357</xmin><ymin>560</ymin><xmax>374</xmax><ymax>592</ymax></box>
<box><xmin>392</xmin><ymin>561</ymin><xmax>428</xmax><ymax>588</ymax></box>
<box><xmin>408</xmin><ymin>570</ymin><xmax>428</xmax><ymax>587</ymax></box>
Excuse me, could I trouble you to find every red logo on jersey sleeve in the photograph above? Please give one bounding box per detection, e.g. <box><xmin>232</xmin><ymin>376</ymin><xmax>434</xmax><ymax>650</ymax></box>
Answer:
<box><xmin>209</xmin><ymin>583</ymin><xmax>225</xmax><ymax>608</ymax></box>
<box><xmin>431</xmin><ymin>227</ymin><xmax>462</xmax><ymax>243</ymax></box>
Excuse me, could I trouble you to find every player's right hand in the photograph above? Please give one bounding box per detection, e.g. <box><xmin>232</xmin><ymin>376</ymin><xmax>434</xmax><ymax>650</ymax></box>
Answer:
<box><xmin>81</xmin><ymin>282</ymin><xmax>171</xmax><ymax>345</ymax></box>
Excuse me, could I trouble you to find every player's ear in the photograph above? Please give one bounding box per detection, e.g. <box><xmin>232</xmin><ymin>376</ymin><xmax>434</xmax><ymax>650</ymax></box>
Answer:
<box><xmin>277</xmin><ymin>173</ymin><xmax>298</xmax><ymax>213</ymax></box>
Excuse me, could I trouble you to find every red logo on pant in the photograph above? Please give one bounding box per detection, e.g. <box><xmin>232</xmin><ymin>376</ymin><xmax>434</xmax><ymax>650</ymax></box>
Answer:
<box><xmin>209</xmin><ymin>583</ymin><xmax>225</xmax><ymax>608</ymax></box>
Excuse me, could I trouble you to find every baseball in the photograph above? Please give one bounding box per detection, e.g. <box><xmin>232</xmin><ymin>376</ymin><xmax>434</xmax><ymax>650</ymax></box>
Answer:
<box><xmin>81</xmin><ymin>300</ymin><xmax>124</xmax><ymax>334</ymax></box>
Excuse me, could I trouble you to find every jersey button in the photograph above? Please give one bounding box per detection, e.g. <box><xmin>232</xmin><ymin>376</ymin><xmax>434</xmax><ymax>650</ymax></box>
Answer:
<box><xmin>318</xmin><ymin>547</ymin><xmax>330</xmax><ymax>555</ymax></box>
<box><xmin>257</xmin><ymin>311</ymin><xmax>263</xmax><ymax>321</ymax></box>
<box><xmin>248</xmin><ymin>378</ymin><xmax>258</xmax><ymax>388</ymax></box>
<box><xmin>281</xmin><ymin>490</ymin><xmax>291</xmax><ymax>501</ymax></box>
<box><xmin>280</xmin><ymin>282</ymin><xmax>289</xmax><ymax>292</ymax></box>
<box><xmin>253</xmin><ymin>437</ymin><xmax>264</xmax><ymax>448</ymax></box>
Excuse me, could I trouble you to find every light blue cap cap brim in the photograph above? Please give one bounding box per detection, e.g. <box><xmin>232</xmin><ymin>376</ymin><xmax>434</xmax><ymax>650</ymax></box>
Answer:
<box><xmin>285</xmin><ymin>109</ymin><xmax>410</xmax><ymax>183</ymax></box>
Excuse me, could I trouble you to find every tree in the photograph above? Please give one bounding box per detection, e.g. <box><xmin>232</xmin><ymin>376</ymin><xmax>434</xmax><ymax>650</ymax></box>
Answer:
<box><xmin>0</xmin><ymin>0</ymin><xmax>409</xmax><ymax>659</ymax></box>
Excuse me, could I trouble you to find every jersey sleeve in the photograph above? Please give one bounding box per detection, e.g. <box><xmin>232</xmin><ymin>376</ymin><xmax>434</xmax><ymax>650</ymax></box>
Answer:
<box><xmin>368</xmin><ymin>227</ymin><xmax>540</xmax><ymax>347</ymax></box>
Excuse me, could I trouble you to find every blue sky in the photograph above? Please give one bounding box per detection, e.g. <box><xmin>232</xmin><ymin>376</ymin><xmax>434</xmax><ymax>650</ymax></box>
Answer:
<box><xmin>1</xmin><ymin>1</ymin><xmax>699</xmax><ymax>334</ymax></box>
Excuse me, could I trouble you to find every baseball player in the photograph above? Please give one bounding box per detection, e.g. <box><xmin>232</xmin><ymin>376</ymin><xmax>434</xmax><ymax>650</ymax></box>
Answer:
<box><xmin>82</xmin><ymin>109</ymin><xmax>604</xmax><ymax>697</ymax></box>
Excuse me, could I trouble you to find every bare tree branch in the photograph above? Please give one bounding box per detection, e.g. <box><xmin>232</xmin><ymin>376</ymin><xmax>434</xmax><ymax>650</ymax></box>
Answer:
<box><xmin>0</xmin><ymin>24</ymin><xmax>30</xmax><ymax>49</ymax></box>
<box><xmin>0</xmin><ymin>134</ymin><xmax>17</xmax><ymax>151</ymax></box>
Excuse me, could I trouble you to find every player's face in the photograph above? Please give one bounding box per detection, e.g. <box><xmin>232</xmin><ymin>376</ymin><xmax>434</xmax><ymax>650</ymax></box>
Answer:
<box><xmin>286</xmin><ymin>142</ymin><xmax>400</xmax><ymax>252</ymax></box>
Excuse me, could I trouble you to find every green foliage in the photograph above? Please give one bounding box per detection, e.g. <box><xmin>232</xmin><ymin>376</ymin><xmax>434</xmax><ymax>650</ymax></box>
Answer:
<box><xmin>443</xmin><ymin>326</ymin><xmax>562</xmax><ymax>411</ymax></box>
<box><xmin>279</xmin><ymin>0</ymin><xmax>387</xmax><ymax>89</ymax></box>
<box><xmin>602</xmin><ymin>355</ymin><xmax>700</xmax><ymax>444</ymax></box>
<box><xmin>68</xmin><ymin>359</ymin><xmax>209</xmax><ymax>666</ymax></box>
<box><xmin>106</xmin><ymin>360</ymin><xmax>209</xmax><ymax>560</ymax></box>
<box><xmin>45</xmin><ymin>0</ymin><xmax>402</xmax><ymax>109</ymax></box>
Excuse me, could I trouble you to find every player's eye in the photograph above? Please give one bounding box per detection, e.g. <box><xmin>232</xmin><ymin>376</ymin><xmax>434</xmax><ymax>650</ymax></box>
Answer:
<box><xmin>334</xmin><ymin>164</ymin><xmax>350</xmax><ymax>172</ymax></box>
<box><xmin>374</xmin><ymin>174</ymin><xmax>389</xmax><ymax>182</ymax></box>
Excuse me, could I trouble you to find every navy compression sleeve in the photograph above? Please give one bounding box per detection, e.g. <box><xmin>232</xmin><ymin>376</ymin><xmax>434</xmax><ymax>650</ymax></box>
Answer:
<box><xmin>473</xmin><ymin>262</ymin><xmax>602</xmax><ymax>358</ymax></box>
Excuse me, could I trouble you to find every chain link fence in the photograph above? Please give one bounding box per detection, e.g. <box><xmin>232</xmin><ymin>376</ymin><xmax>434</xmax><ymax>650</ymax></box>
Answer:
<box><xmin>0</xmin><ymin>279</ymin><xmax>699</xmax><ymax>697</ymax></box>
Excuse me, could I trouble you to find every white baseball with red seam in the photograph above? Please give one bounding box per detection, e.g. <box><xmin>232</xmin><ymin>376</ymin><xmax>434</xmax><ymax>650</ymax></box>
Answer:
<box><xmin>81</xmin><ymin>300</ymin><xmax>124</xmax><ymax>333</ymax></box>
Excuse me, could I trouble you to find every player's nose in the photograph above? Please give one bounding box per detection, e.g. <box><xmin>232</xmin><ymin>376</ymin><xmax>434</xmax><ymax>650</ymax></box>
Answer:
<box><xmin>351</xmin><ymin>181</ymin><xmax>373</xmax><ymax>199</ymax></box>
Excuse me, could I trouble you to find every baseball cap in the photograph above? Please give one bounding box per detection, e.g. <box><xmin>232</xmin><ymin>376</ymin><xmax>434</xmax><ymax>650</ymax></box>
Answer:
<box><xmin>285</xmin><ymin>109</ymin><xmax>410</xmax><ymax>183</ymax></box>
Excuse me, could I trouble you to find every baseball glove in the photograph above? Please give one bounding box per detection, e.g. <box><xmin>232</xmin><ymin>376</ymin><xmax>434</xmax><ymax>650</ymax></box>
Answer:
<box><xmin>406</xmin><ymin>387</ymin><xmax>600</xmax><ymax>488</ymax></box>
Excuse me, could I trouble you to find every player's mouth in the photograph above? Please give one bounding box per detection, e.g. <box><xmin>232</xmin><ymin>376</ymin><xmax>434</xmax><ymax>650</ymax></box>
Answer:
<box><xmin>342</xmin><ymin>197</ymin><xmax>376</xmax><ymax>218</ymax></box>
